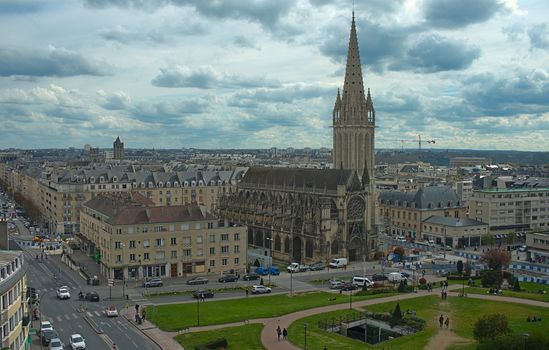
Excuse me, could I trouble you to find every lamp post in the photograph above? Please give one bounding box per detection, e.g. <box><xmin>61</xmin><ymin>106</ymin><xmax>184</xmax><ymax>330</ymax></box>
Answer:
<box><xmin>290</xmin><ymin>269</ymin><xmax>293</xmax><ymax>296</ymax></box>
<box><xmin>349</xmin><ymin>289</ymin><xmax>353</xmax><ymax>310</ymax></box>
<box><xmin>304</xmin><ymin>323</ymin><xmax>308</xmax><ymax>350</ymax></box>
<box><xmin>266</xmin><ymin>237</ymin><xmax>273</xmax><ymax>285</ymax></box>
<box><xmin>443</xmin><ymin>226</ymin><xmax>447</xmax><ymax>260</ymax></box>
<box><xmin>197</xmin><ymin>294</ymin><xmax>200</xmax><ymax>326</ymax></box>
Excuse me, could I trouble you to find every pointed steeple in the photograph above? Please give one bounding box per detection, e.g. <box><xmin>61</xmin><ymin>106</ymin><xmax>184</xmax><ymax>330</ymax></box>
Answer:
<box><xmin>362</xmin><ymin>157</ymin><xmax>370</xmax><ymax>185</ymax></box>
<box><xmin>341</xmin><ymin>12</ymin><xmax>366</xmax><ymax>111</ymax></box>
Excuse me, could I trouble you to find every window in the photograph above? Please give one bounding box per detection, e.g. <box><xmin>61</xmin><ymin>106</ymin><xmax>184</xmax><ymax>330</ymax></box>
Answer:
<box><xmin>115</xmin><ymin>241</ymin><xmax>122</xmax><ymax>249</ymax></box>
<box><xmin>183</xmin><ymin>237</ymin><xmax>191</xmax><ymax>245</ymax></box>
<box><xmin>128</xmin><ymin>227</ymin><xmax>134</xmax><ymax>234</ymax></box>
<box><xmin>208</xmin><ymin>222</ymin><xmax>214</xmax><ymax>229</ymax></box>
<box><xmin>156</xmin><ymin>238</ymin><xmax>164</xmax><ymax>247</ymax></box>
<box><xmin>197</xmin><ymin>248</ymin><xmax>203</xmax><ymax>256</ymax></box>
<box><xmin>183</xmin><ymin>249</ymin><xmax>192</xmax><ymax>257</ymax></box>
<box><xmin>196</xmin><ymin>235</ymin><xmax>203</xmax><ymax>244</ymax></box>
<box><xmin>144</xmin><ymin>253</ymin><xmax>150</xmax><ymax>260</ymax></box>
<box><xmin>195</xmin><ymin>223</ymin><xmax>201</xmax><ymax>229</ymax></box>
<box><xmin>130</xmin><ymin>254</ymin><xmax>136</xmax><ymax>261</ymax></box>
<box><xmin>209</xmin><ymin>260</ymin><xmax>215</xmax><ymax>267</ymax></box>
<box><xmin>221</xmin><ymin>234</ymin><xmax>229</xmax><ymax>241</ymax></box>
<box><xmin>222</xmin><ymin>258</ymin><xmax>228</xmax><ymax>266</ymax></box>
<box><xmin>209</xmin><ymin>235</ymin><xmax>215</xmax><ymax>243</ymax></box>
<box><xmin>169</xmin><ymin>224</ymin><xmax>174</xmax><ymax>232</ymax></box>
<box><xmin>154</xmin><ymin>225</ymin><xmax>164</xmax><ymax>232</ymax></box>
<box><xmin>221</xmin><ymin>246</ymin><xmax>229</xmax><ymax>254</ymax></box>
<box><xmin>143</xmin><ymin>240</ymin><xmax>150</xmax><ymax>248</ymax></box>
<box><xmin>181</xmin><ymin>223</ymin><xmax>189</xmax><ymax>230</ymax></box>
<box><xmin>171</xmin><ymin>237</ymin><xmax>177</xmax><ymax>245</ymax></box>
<box><xmin>234</xmin><ymin>245</ymin><xmax>240</xmax><ymax>253</ymax></box>
<box><xmin>156</xmin><ymin>251</ymin><xmax>165</xmax><ymax>259</ymax></box>
<box><xmin>234</xmin><ymin>233</ymin><xmax>240</xmax><ymax>241</ymax></box>
<box><xmin>171</xmin><ymin>251</ymin><xmax>177</xmax><ymax>258</ymax></box>
<box><xmin>116</xmin><ymin>255</ymin><xmax>122</xmax><ymax>263</ymax></box>
<box><xmin>209</xmin><ymin>247</ymin><xmax>215</xmax><ymax>255</ymax></box>
<box><xmin>234</xmin><ymin>257</ymin><xmax>240</xmax><ymax>265</ymax></box>
<box><xmin>129</xmin><ymin>240</ymin><xmax>136</xmax><ymax>248</ymax></box>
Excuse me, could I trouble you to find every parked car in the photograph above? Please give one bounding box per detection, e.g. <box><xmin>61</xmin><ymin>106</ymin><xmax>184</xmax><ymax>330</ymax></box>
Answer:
<box><xmin>329</xmin><ymin>258</ymin><xmax>348</xmax><ymax>269</ymax></box>
<box><xmin>340</xmin><ymin>282</ymin><xmax>358</xmax><ymax>291</ymax></box>
<box><xmin>192</xmin><ymin>289</ymin><xmax>214</xmax><ymax>299</ymax></box>
<box><xmin>218</xmin><ymin>274</ymin><xmax>239</xmax><ymax>283</ymax></box>
<box><xmin>69</xmin><ymin>334</ymin><xmax>86</xmax><ymax>350</ymax></box>
<box><xmin>56</xmin><ymin>286</ymin><xmax>71</xmax><ymax>300</ymax></box>
<box><xmin>268</xmin><ymin>266</ymin><xmax>280</xmax><ymax>275</ymax></box>
<box><xmin>287</xmin><ymin>262</ymin><xmax>308</xmax><ymax>273</ymax></box>
<box><xmin>143</xmin><ymin>278</ymin><xmax>163</xmax><ymax>288</ymax></box>
<box><xmin>519</xmin><ymin>245</ymin><xmax>527</xmax><ymax>252</ymax></box>
<box><xmin>243</xmin><ymin>272</ymin><xmax>260</xmax><ymax>281</ymax></box>
<box><xmin>255</xmin><ymin>267</ymin><xmax>269</xmax><ymax>276</ymax></box>
<box><xmin>251</xmin><ymin>285</ymin><xmax>272</xmax><ymax>294</ymax></box>
<box><xmin>187</xmin><ymin>276</ymin><xmax>209</xmax><ymax>285</ymax></box>
<box><xmin>85</xmin><ymin>291</ymin><xmax>100</xmax><ymax>302</ymax></box>
<box><xmin>49</xmin><ymin>338</ymin><xmax>63</xmax><ymax>350</ymax></box>
<box><xmin>388</xmin><ymin>272</ymin><xmax>407</xmax><ymax>283</ymax></box>
<box><xmin>352</xmin><ymin>276</ymin><xmax>373</xmax><ymax>288</ymax></box>
<box><xmin>308</xmin><ymin>262</ymin><xmax>326</xmax><ymax>271</ymax></box>
<box><xmin>40</xmin><ymin>321</ymin><xmax>54</xmax><ymax>334</ymax></box>
<box><xmin>329</xmin><ymin>279</ymin><xmax>343</xmax><ymax>289</ymax></box>
<box><xmin>372</xmin><ymin>274</ymin><xmax>388</xmax><ymax>281</ymax></box>
<box><xmin>41</xmin><ymin>330</ymin><xmax>58</xmax><ymax>347</ymax></box>
<box><xmin>401</xmin><ymin>272</ymin><xmax>411</xmax><ymax>278</ymax></box>
<box><xmin>105</xmin><ymin>305</ymin><xmax>118</xmax><ymax>317</ymax></box>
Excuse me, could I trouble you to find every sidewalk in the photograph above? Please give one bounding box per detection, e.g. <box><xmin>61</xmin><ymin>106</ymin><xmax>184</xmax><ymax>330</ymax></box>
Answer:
<box><xmin>123</xmin><ymin>311</ymin><xmax>183</xmax><ymax>350</ymax></box>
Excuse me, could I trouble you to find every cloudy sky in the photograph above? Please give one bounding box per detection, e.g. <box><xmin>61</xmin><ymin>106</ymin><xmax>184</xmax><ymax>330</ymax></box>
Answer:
<box><xmin>0</xmin><ymin>0</ymin><xmax>548</xmax><ymax>151</ymax></box>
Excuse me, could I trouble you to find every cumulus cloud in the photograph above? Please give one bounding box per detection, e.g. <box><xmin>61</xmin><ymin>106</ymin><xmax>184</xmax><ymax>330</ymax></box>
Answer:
<box><xmin>151</xmin><ymin>65</ymin><xmax>280</xmax><ymax>89</ymax></box>
<box><xmin>0</xmin><ymin>46</ymin><xmax>111</xmax><ymax>77</ymax></box>
<box><xmin>0</xmin><ymin>0</ymin><xmax>47</xmax><ymax>14</ymax></box>
<box><xmin>97</xmin><ymin>90</ymin><xmax>131</xmax><ymax>110</ymax></box>
<box><xmin>527</xmin><ymin>23</ymin><xmax>549</xmax><ymax>50</ymax></box>
<box><xmin>391</xmin><ymin>34</ymin><xmax>481</xmax><ymax>72</ymax></box>
<box><xmin>230</xmin><ymin>83</ymin><xmax>333</xmax><ymax>107</ymax></box>
<box><xmin>422</xmin><ymin>0</ymin><xmax>502</xmax><ymax>29</ymax></box>
<box><xmin>233</xmin><ymin>35</ymin><xmax>258</xmax><ymax>49</ymax></box>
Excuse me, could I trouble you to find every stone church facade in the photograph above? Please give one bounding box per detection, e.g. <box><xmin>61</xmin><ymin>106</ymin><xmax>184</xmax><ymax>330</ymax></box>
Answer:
<box><xmin>219</xmin><ymin>14</ymin><xmax>377</xmax><ymax>263</ymax></box>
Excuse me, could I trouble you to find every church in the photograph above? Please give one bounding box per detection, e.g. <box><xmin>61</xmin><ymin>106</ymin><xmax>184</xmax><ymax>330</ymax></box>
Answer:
<box><xmin>219</xmin><ymin>13</ymin><xmax>377</xmax><ymax>263</ymax></box>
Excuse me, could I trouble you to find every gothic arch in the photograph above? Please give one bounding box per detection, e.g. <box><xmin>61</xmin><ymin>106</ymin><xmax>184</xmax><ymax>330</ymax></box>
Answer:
<box><xmin>284</xmin><ymin>237</ymin><xmax>290</xmax><ymax>253</ymax></box>
<box><xmin>292</xmin><ymin>236</ymin><xmax>302</xmax><ymax>263</ymax></box>
<box><xmin>255</xmin><ymin>230</ymin><xmax>264</xmax><ymax>247</ymax></box>
<box><xmin>348</xmin><ymin>236</ymin><xmax>363</xmax><ymax>262</ymax></box>
<box><xmin>248</xmin><ymin>229</ymin><xmax>254</xmax><ymax>245</ymax></box>
<box><xmin>331</xmin><ymin>240</ymin><xmax>339</xmax><ymax>255</ymax></box>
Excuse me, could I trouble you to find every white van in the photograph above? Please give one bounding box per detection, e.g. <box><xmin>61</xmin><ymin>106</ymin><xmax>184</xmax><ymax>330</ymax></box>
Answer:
<box><xmin>329</xmin><ymin>258</ymin><xmax>348</xmax><ymax>269</ymax></box>
<box><xmin>388</xmin><ymin>272</ymin><xmax>406</xmax><ymax>283</ymax></box>
<box><xmin>352</xmin><ymin>276</ymin><xmax>373</xmax><ymax>288</ymax></box>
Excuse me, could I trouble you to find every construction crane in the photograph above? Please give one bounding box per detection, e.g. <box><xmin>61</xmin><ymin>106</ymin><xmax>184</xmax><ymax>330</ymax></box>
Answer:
<box><xmin>378</xmin><ymin>135</ymin><xmax>436</xmax><ymax>160</ymax></box>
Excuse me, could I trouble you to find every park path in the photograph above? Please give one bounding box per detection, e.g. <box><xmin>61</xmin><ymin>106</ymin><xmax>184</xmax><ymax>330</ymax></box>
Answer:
<box><xmin>133</xmin><ymin>285</ymin><xmax>549</xmax><ymax>350</ymax></box>
<box><xmin>424</xmin><ymin>300</ymin><xmax>471</xmax><ymax>350</ymax></box>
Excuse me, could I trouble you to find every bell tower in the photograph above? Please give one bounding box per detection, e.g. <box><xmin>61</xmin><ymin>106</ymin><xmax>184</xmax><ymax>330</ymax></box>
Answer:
<box><xmin>332</xmin><ymin>12</ymin><xmax>375</xmax><ymax>181</ymax></box>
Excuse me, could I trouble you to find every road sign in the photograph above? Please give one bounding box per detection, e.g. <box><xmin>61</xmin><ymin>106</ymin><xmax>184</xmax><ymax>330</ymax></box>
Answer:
<box><xmin>107</xmin><ymin>278</ymin><xmax>114</xmax><ymax>286</ymax></box>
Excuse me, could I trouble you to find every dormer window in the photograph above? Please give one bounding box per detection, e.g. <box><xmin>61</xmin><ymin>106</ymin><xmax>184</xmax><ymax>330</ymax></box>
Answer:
<box><xmin>148</xmin><ymin>181</ymin><xmax>154</xmax><ymax>188</ymax></box>
<box><xmin>198</xmin><ymin>180</ymin><xmax>204</xmax><ymax>186</ymax></box>
<box><xmin>90</xmin><ymin>177</ymin><xmax>95</xmax><ymax>183</ymax></box>
<box><xmin>174</xmin><ymin>181</ymin><xmax>179</xmax><ymax>187</ymax></box>
<box><xmin>140</xmin><ymin>182</ymin><xmax>145</xmax><ymax>188</ymax></box>
<box><xmin>132</xmin><ymin>182</ymin><xmax>137</xmax><ymax>188</ymax></box>
<box><xmin>191</xmin><ymin>181</ymin><xmax>196</xmax><ymax>186</ymax></box>
<box><xmin>218</xmin><ymin>180</ymin><xmax>222</xmax><ymax>186</ymax></box>
<box><xmin>184</xmin><ymin>181</ymin><xmax>189</xmax><ymax>187</ymax></box>
<box><xmin>158</xmin><ymin>182</ymin><xmax>163</xmax><ymax>188</ymax></box>
<box><xmin>113</xmin><ymin>176</ymin><xmax>118</xmax><ymax>183</ymax></box>
<box><xmin>99</xmin><ymin>176</ymin><xmax>104</xmax><ymax>183</ymax></box>
<box><xmin>166</xmin><ymin>182</ymin><xmax>171</xmax><ymax>187</ymax></box>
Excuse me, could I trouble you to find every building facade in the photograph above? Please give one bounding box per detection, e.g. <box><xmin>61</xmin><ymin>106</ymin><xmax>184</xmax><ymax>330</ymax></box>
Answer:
<box><xmin>378</xmin><ymin>185</ymin><xmax>468</xmax><ymax>239</ymax></box>
<box><xmin>421</xmin><ymin>216</ymin><xmax>488</xmax><ymax>248</ymax></box>
<box><xmin>79</xmin><ymin>194</ymin><xmax>247</xmax><ymax>280</ymax></box>
<box><xmin>470</xmin><ymin>187</ymin><xmax>549</xmax><ymax>234</ymax></box>
<box><xmin>525</xmin><ymin>231</ymin><xmax>549</xmax><ymax>264</ymax></box>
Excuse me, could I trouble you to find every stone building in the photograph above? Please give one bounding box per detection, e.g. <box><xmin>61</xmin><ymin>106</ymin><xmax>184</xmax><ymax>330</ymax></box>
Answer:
<box><xmin>220</xmin><ymin>14</ymin><xmax>377</xmax><ymax>263</ymax></box>
<box><xmin>80</xmin><ymin>193</ymin><xmax>247</xmax><ymax>280</ymax></box>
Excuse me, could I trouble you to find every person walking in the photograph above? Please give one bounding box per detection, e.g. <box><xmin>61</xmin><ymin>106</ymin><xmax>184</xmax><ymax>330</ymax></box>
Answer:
<box><xmin>141</xmin><ymin>310</ymin><xmax>146</xmax><ymax>321</ymax></box>
<box><xmin>445</xmin><ymin>317</ymin><xmax>450</xmax><ymax>329</ymax></box>
<box><xmin>246</xmin><ymin>288</ymin><xmax>249</xmax><ymax>297</ymax></box>
<box><xmin>439</xmin><ymin>314</ymin><xmax>444</xmax><ymax>328</ymax></box>
<box><xmin>276</xmin><ymin>326</ymin><xmax>282</xmax><ymax>341</ymax></box>
<box><xmin>282</xmin><ymin>328</ymin><xmax>288</xmax><ymax>339</ymax></box>
<box><xmin>200</xmin><ymin>292</ymin><xmax>205</xmax><ymax>302</ymax></box>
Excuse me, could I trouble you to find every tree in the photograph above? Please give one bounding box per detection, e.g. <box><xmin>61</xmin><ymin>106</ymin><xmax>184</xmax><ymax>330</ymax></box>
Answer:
<box><xmin>457</xmin><ymin>260</ymin><xmax>464</xmax><ymax>275</ymax></box>
<box><xmin>398</xmin><ymin>280</ymin><xmax>406</xmax><ymax>293</ymax></box>
<box><xmin>481</xmin><ymin>249</ymin><xmax>511</xmax><ymax>270</ymax></box>
<box><xmin>513</xmin><ymin>278</ymin><xmax>521</xmax><ymax>292</ymax></box>
<box><xmin>473</xmin><ymin>314</ymin><xmax>510</xmax><ymax>340</ymax></box>
<box><xmin>464</xmin><ymin>261</ymin><xmax>472</xmax><ymax>277</ymax></box>
<box><xmin>480</xmin><ymin>270</ymin><xmax>503</xmax><ymax>288</ymax></box>
<box><xmin>393</xmin><ymin>246</ymin><xmax>405</xmax><ymax>262</ymax></box>
<box><xmin>390</xmin><ymin>303</ymin><xmax>403</xmax><ymax>327</ymax></box>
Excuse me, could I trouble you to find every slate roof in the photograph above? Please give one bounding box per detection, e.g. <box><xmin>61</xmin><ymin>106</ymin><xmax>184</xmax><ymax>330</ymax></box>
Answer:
<box><xmin>423</xmin><ymin>216</ymin><xmax>487</xmax><ymax>227</ymax></box>
<box><xmin>240</xmin><ymin>167</ymin><xmax>355</xmax><ymax>191</ymax></box>
<box><xmin>379</xmin><ymin>185</ymin><xmax>463</xmax><ymax>209</ymax></box>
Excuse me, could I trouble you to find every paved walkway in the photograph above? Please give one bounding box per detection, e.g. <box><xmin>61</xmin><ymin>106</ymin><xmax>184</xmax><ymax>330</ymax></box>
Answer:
<box><xmin>129</xmin><ymin>286</ymin><xmax>549</xmax><ymax>350</ymax></box>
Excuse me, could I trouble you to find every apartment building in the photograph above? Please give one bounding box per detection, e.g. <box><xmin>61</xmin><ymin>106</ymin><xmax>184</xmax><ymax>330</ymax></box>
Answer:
<box><xmin>470</xmin><ymin>186</ymin><xmax>549</xmax><ymax>234</ymax></box>
<box><xmin>525</xmin><ymin>231</ymin><xmax>549</xmax><ymax>263</ymax></box>
<box><xmin>421</xmin><ymin>216</ymin><xmax>488</xmax><ymax>248</ymax></box>
<box><xmin>378</xmin><ymin>185</ymin><xmax>467</xmax><ymax>239</ymax></box>
<box><xmin>0</xmin><ymin>222</ymin><xmax>29</xmax><ymax>350</ymax></box>
<box><xmin>79</xmin><ymin>193</ymin><xmax>247</xmax><ymax>280</ymax></box>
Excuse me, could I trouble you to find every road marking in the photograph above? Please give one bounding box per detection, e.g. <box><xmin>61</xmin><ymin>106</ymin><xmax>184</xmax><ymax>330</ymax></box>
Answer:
<box><xmin>86</xmin><ymin>311</ymin><xmax>93</xmax><ymax>317</ymax></box>
<box><xmin>94</xmin><ymin>311</ymin><xmax>102</xmax><ymax>317</ymax></box>
<box><xmin>64</xmin><ymin>314</ymin><xmax>71</xmax><ymax>320</ymax></box>
<box><xmin>71</xmin><ymin>313</ymin><xmax>78</xmax><ymax>319</ymax></box>
<box><xmin>55</xmin><ymin>316</ymin><xmax>62</xmax><ymax>322</ymax></box>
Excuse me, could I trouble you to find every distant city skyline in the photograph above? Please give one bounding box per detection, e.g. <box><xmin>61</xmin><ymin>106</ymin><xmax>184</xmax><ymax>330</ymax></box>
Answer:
<box><xmin>0</xmin><ymin>0</ymin><xmax>548</xmax><ymax>151</ymax></box>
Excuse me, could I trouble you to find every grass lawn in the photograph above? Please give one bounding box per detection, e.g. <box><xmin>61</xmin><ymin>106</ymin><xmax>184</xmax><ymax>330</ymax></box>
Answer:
<box><xmin>174</xmin><ymin>324</ymin><xmax>265</xmax><ymax>350</ymax></box>
<box><xmin>288</xmin><ymin>294</ymin><xmax>549</xmax><ymax>350</ymax></box>
<box><xmin>147</xmin><ymin>291</ymin><xmax>397</xmax><ymax>331</ymax></box>
<box><xmin>464</xmin><ymin>286</ymin><xmax>549</xmax><ymax>302</ymax></box>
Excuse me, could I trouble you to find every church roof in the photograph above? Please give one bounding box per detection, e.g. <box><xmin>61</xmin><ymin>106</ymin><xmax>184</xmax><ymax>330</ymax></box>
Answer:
<box><xmin>379</xmin><ymin>185</ymin><xmax>463</xmax><ymax>210</ymax></box>
<box><xmin>239</xmin><ymin>167</ymin><xmax>356</xmax><ymax>191</ymax></box>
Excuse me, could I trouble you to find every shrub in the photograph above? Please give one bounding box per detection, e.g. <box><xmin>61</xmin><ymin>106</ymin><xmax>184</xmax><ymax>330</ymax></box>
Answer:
<box><xmin>393</xmin><ymin>246</ymin><xmax>405</xmax><ymax>261</ymax></box>
<box><xmin>480</xmin><ymin>270</ymin><xmax>503</xmax><ymax>288</ymax></box>
<box><xmin>481</xmin><ymin>249</ymin><xmax>511</xmax><ymax>270</ymax></box>
<box><xmin>513</xmin><ymin>278</ymin><xmax>521</xmax><ymax>292</ymax></box>
<box><xmin>473</xmin><ymin>314</ymin><xmax>509</xmax><ymax>341</ymax></box>
<box><xmin>390</xmin><ymin>303</ymin><xmax>403</xmax><ymax>327</ymax></box>
<box><xmin>464</xmin><ymin>261</ymin><xmax>472</xmax><ymax>277</ymax></box>
<box><xmin>398</xmin><ymin>280</ymin><xmax>406</xmax><ymax>293</ymax></box>
<box><xmin>419</xmin><ymin>277</ymin><xmax>427</xmax><ymax>285</ymax></box>
<box><xmin>457</xmin><ymin>260</ymin><xmax>464</xmax><ymax>275</ymax></box>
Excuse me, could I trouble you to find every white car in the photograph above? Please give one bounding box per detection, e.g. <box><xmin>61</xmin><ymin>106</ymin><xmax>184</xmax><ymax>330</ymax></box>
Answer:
<box><xmin>40</xmin><ymin>321</ymin><xmax>53</xmax><ymax>334</ymax></box>
<box><xmin>56</xmin><ymin>287</ymin><xmax>71</xmax><ymax>300</ymax></box>
<box><xmin>49</xmin><ymin>338</ymin><xmax>63</xmax><ymax>350</ymax></box>
<box><xmin>105</xmin><ymin>305</ymin><xmax>118</xmax><ymax>317</ymax></box>
<box><xmin>251</xmin><ymin>285</ymin><xmax>272</xmax><ymax>294</ymax></box>
<box><xmin>70</xmin><ymin>334</ymin><xmax>86</xmax><ymax>350</ymax></box>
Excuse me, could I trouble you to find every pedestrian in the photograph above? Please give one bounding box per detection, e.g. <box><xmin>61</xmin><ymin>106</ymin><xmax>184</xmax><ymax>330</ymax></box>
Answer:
<box><xmin>445</xmin><ymin>317</ymin><xmax>450</xmax><ymax>328</ymax></box>
<box><xmin>277</xmin><ymin>326</ymin><xmax>281</xmax><ymax>341</ymax></box>
<box><xmin>439</xmin><ymin>314</ymin><xmax>444</xmax><ymax>328</ymax></box>
<box><xmin>200</xmin><ymin>293</ymin><xmax>205</xmax><ymax>302</ymax></box>
<box><xmin>422</xmin><ymin>269</ymin><xmax>426</xmax><ymax>277</ymax></box>
<box><xmin>282</xmin><ymin>328</ymin><xmax>288</xmax><ymax>339</ymax></box>
<box><xmin>441</xmin><ymin>290</ymin><xmax>444</xmax><ymax>300</ymax></box>
<box><xmin>135</xmin><ymin>304</ymin><xmax>140</xmax><ymax>313</ymax></box>
<box><xmin>246</xmin><ymin>288</ymin><xmax>249</xmax><ymax>297</ymax></box>
<box><xmin>142</xmin><ymin>310</ymin><xmax>146</xmax><ymax>321</ymax></box>
<box><xmin>444</xmin><ymin>291</ymin><xmax>447</xmax><ymax>300</ymax></box>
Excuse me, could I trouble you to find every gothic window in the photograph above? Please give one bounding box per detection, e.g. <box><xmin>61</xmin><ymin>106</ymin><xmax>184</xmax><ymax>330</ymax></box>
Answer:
<box><xmin>331</xmin><ymin>240</ymin><xmax>339</xmax><ymax>255</ymax></box>
<box><xmin>274</xmin><ymin>235</ymin><xmax>281</xmax><ymax>252</ymax></box>
<box><xmin>284</xmin><ymin>237</ymin><xmax>290</xmax><ymax>253</ymax></box>
<box><xmin>248</xmin><ymin>230</ymin><xmax>254</xmax><ymax>245</ymax></box>
<box><xmin>348</xmin><ymin>222</ymin><xmax>364</xmax><ymax>238</ymax></box>
<box><xmin>305</xmin><ymin>240</ymin><xmax>313</xmax><ymax>258</ymax></box>
<box><xmin>347</xmin><ymin>197</ymin><xmax>365</xmax><ymax>220</ymax></box>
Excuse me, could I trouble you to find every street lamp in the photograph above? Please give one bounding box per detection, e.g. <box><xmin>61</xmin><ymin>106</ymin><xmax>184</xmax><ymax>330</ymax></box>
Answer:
<box><xmin>266</xmin><ymin>237</ymin><xmax>273</xmax><ymax>285</ymax></box>
<box><xmin>444</xmin><ymin>226</ymin><xmax>447</xmax><ymax>260</ymax></box>
<box><xmin>197</xmin><ymin>294</ymin><xmax>200</xmax><ymax>326</ymax></box>
<box><xmin>349</xmin><ymin>289</ymin><xmax>353</xmax><ymax>310</ymax></box>
<box><xmin>304</xmin><ymin>323</ymin><xmax>308</xmax><ymax>350</ymax></box>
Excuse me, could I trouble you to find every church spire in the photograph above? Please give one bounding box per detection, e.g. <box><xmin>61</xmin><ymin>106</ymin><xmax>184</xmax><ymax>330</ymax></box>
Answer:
<box><xmin>341</xmin><ymin>11</ymin><xmax>366</xmax><ymax>109</ymax></box>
